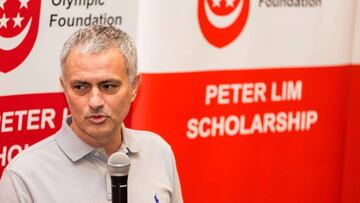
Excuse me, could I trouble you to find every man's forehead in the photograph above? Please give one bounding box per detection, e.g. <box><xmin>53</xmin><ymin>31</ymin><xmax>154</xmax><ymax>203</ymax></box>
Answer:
<box><xmin>65</xmin><ymin>67</ymin><xmax>122</xmax><ymax>80</ymax></box>
<box><xmin>65</xmin><ymin>48</ymin><xmax>125</xmax><ymax>68</ymax></box>
<box><xmin>69</xmin><ymin>79</ymin><xmax>122</xmax><ymax>84</ymax></box>
<box><xmin>62</xmin><ymin>47</ymin><xmax>129</xmax><ymax>81</ymax></box>
<box><xmin>67</xmin><ymin>46</ymin><xmax>123</xmax><ymax>58</ymax></box>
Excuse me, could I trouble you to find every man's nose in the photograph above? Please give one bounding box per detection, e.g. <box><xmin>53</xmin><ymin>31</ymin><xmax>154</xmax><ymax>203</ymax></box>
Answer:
<box><xmin>89</xmin><ymin>88</ymin><xmax>104</xmax><ymax>111</ymax></box>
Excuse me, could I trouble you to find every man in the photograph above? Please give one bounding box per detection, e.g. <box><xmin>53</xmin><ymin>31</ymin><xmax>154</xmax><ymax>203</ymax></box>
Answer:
<box><xmin>0</xmin><ymin>25</ymin><xmax>183</xmax><ymax>203</ymax></box>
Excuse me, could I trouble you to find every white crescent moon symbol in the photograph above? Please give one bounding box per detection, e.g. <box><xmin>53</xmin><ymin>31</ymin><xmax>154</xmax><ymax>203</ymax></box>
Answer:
<box><xmin>0</xmin><ymin>17</ymin><xmax>32</xmax><ymax>51</ymax></box>
<box><xmin>204</xmin><ymin>0</ymin><xmax>243</xmax><ymax>29</ymax></box>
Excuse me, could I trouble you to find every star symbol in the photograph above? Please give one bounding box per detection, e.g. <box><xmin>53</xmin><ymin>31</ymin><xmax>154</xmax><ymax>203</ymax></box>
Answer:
<box><xmin>12</xmin><ymin>13</ymin><xmax>24</xmax><ymax>28</ymax></box>
<box><xmin>19</xmin><ymin>0</ymin><xmax>30</xmax><ymax>9</ymax></box>
<box><xmin>0</xmin><ymin>0</ymin><xmax>6</xmax><ymax>10</ymax></box>
<box><xmin>212</xmin><ymin>0</ymin><xmax>222</xmax><ymax>7</ymax></box>
<box><xmin>225</xmin><ymin>0</ymin><xmax>235</xmax><ymax>7</ymax></box>
<box><xmin>0</xmin><ymin>13</ymin><xmax>9</xmax><ymax>28</ymax></box>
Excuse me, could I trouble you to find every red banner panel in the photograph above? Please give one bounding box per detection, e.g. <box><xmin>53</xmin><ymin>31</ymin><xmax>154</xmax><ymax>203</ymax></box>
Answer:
<box><xmin>131</xmin><ymin>66</ymin><xmax>350</xmax><ymax>203</ymax></box>
<box><xmin>0</xmin><ymin>93</ymin><xmax>68</xmax><ymax>175</ymax></box>
<box><xmin>342</xmin><ymin>65</ymin><xmax>360</xmax><ymax>203</ymax></box>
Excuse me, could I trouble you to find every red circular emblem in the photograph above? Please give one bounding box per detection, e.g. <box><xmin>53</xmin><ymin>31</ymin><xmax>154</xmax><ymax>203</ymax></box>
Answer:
<box><xmin>198</xmin><ymin>0</ymin><xmax>250</xmax><ymax>48</ymax></box>
<box><xmin>0</xmin><ymin>0</ymin><xmax>41</xmax><ymax>73</ymax></box>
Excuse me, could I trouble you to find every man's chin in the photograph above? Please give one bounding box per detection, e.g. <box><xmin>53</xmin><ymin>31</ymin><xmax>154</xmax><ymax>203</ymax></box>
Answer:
<box><xmin>87</xmin><ymin>130</ymin><xmax>112</xmax><ymax>138</ymax></box>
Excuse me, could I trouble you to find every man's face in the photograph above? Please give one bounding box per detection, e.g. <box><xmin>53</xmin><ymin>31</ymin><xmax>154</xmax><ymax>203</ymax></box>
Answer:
<box><xmin>61</xmin><ymin>47</ymin><xmax>137</xmax><ymax>144</ymax></box>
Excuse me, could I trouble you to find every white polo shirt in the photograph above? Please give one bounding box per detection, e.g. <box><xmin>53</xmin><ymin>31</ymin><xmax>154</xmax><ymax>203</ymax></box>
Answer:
<box><xmin>0</xmin><ymin>117</ymin><xmax>183</xmax><ymax>203</ymax></box>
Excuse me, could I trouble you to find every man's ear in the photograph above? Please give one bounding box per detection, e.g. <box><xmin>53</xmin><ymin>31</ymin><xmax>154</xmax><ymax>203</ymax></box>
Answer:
<box><xmin>60</xmin><ymin>75</ymin><xmax>65</xmax><ymax>90</ymax></box>
<box><xmin>131</xmin><ymin>74</ymin><xmax>140</xmax><ymax>102</ymax></box>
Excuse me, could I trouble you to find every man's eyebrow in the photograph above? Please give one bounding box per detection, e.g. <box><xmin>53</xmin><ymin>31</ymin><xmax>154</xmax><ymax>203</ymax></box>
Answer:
<box><xmin>70</xmin><ymin>80</ymin><xmax>90</xmax><ymax>85</ymax></box>
<box><xmin>99</xmin><ymin>80</ymin><xmax>121</xmax><ymax>84</ymax></box>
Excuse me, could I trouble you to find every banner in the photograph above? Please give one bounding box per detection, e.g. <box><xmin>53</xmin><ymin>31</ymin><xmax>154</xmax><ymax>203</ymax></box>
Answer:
<box><xmin>1</xmin><ymin>0</ymin><xmax>360</xmax><ymax>202</ymax></box>
<box><xmin>342</xmin><ymin>1</ymin><xmax>360</xmax><ymax>202</ymax></box>
<box><xmin>133</xmin><ymin>0</ymin><xmax>356</xmax><ymax>202</ymax></box>
<box><xmin>0</xmin><ymin>0</ymin><xmax>139</xmax><ymax>175</ymax></box>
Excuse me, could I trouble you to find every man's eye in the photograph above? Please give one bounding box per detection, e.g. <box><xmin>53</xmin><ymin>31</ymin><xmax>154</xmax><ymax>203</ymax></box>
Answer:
<box><xmin>101</xmin><ymin>83</ymin><xmax>119</xmax><ymax>93</ymax></box>
<box><xmin>73</xmin><ymin>84</ymin><xmax>89</xmax><ymax>91</ymax></box>
<box><xmin>103</xmin><ymin>84</ymin><xmax>115</xmax><ymax>89</ymax></box>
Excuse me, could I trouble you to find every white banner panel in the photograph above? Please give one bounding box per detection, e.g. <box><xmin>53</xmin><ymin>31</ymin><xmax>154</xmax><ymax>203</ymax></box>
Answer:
<box><xmin>352</xmin><ymin>0</ymin><xmax>360</xmax><ymax>64</ymax></box>
<box><xmin>138</xmin><ymin>0</ymin><xmax>355</xmax><ymax>73</ymax></box>
<box><xmin>0</xmin><ymin>0</ymin><xmax>139</xmax><ymax>96</ymax></box>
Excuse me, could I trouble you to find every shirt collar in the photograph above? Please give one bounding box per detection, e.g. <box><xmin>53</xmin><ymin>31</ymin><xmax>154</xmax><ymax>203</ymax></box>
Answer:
<box><xmin>121</xmin><ymin>124</ymin><xmax>141</xmax><ymax>154</ymax></box>
<box><xmin>56</xmin><ymin>117</ymin><xmax>140</xmax><ymax>162</ymax></box>
<box><xmin>55</xmin><ymin>117</ymin><xmax>94</xmax><ymax>162</ymax></box>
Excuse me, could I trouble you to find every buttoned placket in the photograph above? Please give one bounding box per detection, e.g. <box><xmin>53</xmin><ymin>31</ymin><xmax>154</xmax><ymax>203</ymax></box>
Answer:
<box><xmin>89</xmin><ymin>149</ymin><xmax>111</xmax><ymax>202</ymax></box>
<box><xmin>94</xmin><ymin>147</ymin><xmax>132</xmax><ymax>202</ymax></box>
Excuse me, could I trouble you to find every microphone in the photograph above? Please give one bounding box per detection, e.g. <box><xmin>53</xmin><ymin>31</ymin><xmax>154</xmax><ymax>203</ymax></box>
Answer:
<box><xmin>107</xmin><ymin>152</ymin><xmax>130</xmax><ymax>203</ymax></box>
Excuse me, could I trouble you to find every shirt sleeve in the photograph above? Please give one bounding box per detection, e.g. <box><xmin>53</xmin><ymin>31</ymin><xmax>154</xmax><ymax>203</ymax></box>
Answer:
<box><xmin>0</xmin><ymin>168</ymin><xmax>33</xmax><ymax>203</ymax></box>
<box><xmin>169</xmin><ymin>148</ymin><xmax>184</xmax><ymax>203</ymax></box>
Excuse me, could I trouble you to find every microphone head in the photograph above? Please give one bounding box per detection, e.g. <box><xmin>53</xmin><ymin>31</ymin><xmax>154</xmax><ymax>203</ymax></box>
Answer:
<box><xmin>107</xmin><ymin>152</ymin><xmax>130</xmax><ymax>177</ymax></box>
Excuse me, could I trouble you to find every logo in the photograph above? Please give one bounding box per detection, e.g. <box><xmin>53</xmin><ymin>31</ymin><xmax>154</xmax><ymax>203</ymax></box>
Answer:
<box><xmin>154</xmin><ymin>193</ymin><xmax>159</xmax><ymax>203</ymax></box>
<box><xmin>198</xmin><ymin>0</ymin><xmax>250</xmax><ymax>48</ymax></box>
<box><xmin>0</xmin><ymin>0</ymin><xmax>41</xmax><ymax>73</ymax></box>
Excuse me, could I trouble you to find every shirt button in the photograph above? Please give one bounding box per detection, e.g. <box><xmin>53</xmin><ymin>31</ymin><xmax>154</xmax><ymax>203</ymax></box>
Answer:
<box><xmin>94</xmin><ymin>152</ymin><xmax>100</xmax><ymax>157</ymax></box>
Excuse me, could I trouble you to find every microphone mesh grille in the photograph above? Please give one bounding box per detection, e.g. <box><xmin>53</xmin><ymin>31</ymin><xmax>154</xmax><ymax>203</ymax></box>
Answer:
<box><xmin>107</xmin><ymin>152</ymin><xmax>130</xmax><ymax>177</ymax></box>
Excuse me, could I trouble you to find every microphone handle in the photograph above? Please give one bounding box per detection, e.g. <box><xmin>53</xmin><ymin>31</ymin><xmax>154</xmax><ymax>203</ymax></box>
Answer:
<box><xmin>111</xmin><ymin>176</ymin><xmax>128</xmax><ymax>203</ymax></box>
